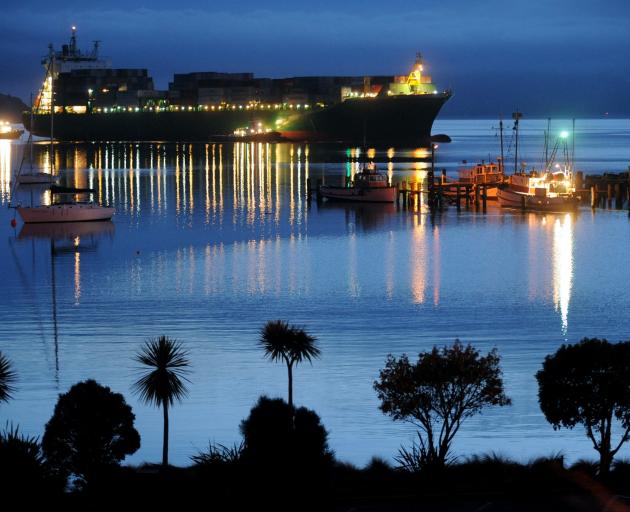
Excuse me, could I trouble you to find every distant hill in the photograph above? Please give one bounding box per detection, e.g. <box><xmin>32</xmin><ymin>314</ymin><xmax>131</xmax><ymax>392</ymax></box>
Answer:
<box><xmin>0</xmin><ymin>93</ymin><xmax>28</xmax><ymax>123</ymax></box>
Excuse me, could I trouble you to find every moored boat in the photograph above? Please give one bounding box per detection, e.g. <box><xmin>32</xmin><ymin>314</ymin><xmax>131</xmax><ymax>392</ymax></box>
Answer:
<box><xmin>497</xmin><ymin>172</ymin><xmax>579</xmax><ymax>212</ymax></box>
<box><xmin>457</xmin><ymin>161</ymin><xmax>504</xmax><ymax>199</ymax></box>
<box><xmin>319</xmin><ymin>165</ymin><xmax>397</xmax><ymax>203</ymax></box>
<box><xmin>17</xmin><ymin>202</ymin><xmax>115</xmax><ymax>223</ymax></box>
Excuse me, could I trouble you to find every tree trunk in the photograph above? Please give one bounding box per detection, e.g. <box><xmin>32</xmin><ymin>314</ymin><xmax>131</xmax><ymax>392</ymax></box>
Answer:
<box><xmin>162</xmin><ymin>402</ymin><xmax>169</xmax><ymax>468</ymax></box>
<box><xmin>599</xmin><ymin>450</ymin><xmax>612</xmax><ymax>476</ymax></box>
<box><xmin>287</xmin><ymin>363</ymin><xmax>293</xmax><ymax>411</ymax></box>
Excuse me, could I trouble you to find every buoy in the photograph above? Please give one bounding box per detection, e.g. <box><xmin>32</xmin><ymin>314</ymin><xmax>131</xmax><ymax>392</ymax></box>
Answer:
<box><xmin>10</xmin><ymin>218</ymin><xmax>16</xmax><ymax>228</ymax></box>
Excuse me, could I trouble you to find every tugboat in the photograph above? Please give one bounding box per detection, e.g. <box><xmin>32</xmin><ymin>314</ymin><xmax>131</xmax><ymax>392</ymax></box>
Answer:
<box><xmin>318</xmin><ymin>163</ymin><xmax>397</xmax><ymax>203</ymax></box>
<box><xmin>0</xmin><ymin>121</ymin><xmax>23</xmax><ymax>140</ymax></box>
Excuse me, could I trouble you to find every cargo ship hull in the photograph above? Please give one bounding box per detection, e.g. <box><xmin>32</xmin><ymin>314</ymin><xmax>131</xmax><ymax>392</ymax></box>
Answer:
<box><xmin>26</xmin><ymin>93</ymin><xmax>450</xmax><ymax>146</ymax></box>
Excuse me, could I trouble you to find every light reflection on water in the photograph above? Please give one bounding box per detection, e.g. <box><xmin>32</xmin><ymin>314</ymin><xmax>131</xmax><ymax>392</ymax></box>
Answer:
<box><xmin>0</xmin><ymin>119</ymin><xmax>629</xmax><ymax>467</ymax></box>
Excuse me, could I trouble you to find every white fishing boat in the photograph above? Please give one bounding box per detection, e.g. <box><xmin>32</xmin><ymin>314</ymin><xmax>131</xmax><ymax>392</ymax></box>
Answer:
<box><xmin>318</xmin><ymin>164</ymin><xmax>396</xmax><ymax>203</ymax></box>
<box><xmin>497</xmin><ymin>114</ymin><xmax>579</xmax><ymax>212</ymax></box>
<box><xmin>497</xmin><ymin>171</ymin><xmax>579</xmax><ymax>212</ymax></box>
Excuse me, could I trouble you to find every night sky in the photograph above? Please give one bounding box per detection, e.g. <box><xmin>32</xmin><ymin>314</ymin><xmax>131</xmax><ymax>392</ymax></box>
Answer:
<box><xmin>2</xmin><ymin>0</ymin><xmax>629</xmax><ymax>117</ymax></box>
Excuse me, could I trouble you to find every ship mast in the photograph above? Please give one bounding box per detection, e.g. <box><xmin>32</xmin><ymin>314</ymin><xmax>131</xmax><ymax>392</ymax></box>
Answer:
<box><xmin>50</xmin><ymin>47</ymin><xmax>55</xmax><ymax>174</ymax></box>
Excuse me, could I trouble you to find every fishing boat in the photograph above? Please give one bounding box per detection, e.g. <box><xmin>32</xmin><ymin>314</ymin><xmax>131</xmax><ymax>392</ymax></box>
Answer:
<box><xmin>497</xmin><ymin>171</ymin><xmax>579</xmax><ymax>212</ymax></box>
<box><xmin>318</xmin><ymin>164</ymin><xmax>397</xmax><ymax>203</ymax></box>
<box><xmin>457</xmin><ymin>161</ymin><xmax>504</xmax><ymax>198</ymax></box>
<box><xmin>497</xmin><ymin>113</ymin><xmax>579</xmax><ymax>212</ymax></box>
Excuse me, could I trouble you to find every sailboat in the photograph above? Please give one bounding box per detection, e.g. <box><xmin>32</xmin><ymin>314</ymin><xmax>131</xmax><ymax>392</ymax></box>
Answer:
<box><xmin>14</xmin><ymin>53</ymin><xmax>115</xmax><ymax>223</ymax></box>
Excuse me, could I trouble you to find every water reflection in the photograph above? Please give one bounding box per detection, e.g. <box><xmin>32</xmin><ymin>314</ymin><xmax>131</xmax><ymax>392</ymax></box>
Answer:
<box><xmin>6</xmin><ymin>141</ymin><xmax>579</xmax><ymax>334</ymax></box>
<box><xmin>0</xmin><ymin>140</ymin><xmax>11</xmax><ymax>200</ymax></box>
<box><xmin>526</xmin><ymin>213</ymin><xmax>575</xmax><ymax>335</ymax></box>
<box><xmin>16</xmin><ymin>221</ymin><xmax>115</xmax><ymax>381</ymax></box>
<box><xmin>552</xmin><ymin>214</ymin><xmax>574</xmax><ymax>335</ymax></box>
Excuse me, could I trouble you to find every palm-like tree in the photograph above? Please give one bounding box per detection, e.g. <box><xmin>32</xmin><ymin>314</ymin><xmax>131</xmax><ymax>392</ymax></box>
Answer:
<box><xmin>0</xmin><ymin>351</ymin><xmax>16</xmax><ymax>404</ymax></box>
<box><xmin>259</xmin><ymin>320</ymin><xmax>320</xmax><ymax>411</ymax></box>
<box><xmin>133</xmin><ymin>336</ymin><xmax>190</xmax><ymax>467</ymax></box>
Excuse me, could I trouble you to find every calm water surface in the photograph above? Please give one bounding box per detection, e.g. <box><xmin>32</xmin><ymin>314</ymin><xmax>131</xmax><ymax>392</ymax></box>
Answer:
<box><xmin>1</xmin><ymin>119</ymin><xmax>629</xmax><ymax>466</ymax></box>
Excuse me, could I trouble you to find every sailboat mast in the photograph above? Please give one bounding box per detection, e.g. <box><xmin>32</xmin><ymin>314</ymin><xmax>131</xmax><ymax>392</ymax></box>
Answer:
<box><xmin>29</xmin><ymin>93</ymin><xmax>34</xmax><ymax>172</ymax></box>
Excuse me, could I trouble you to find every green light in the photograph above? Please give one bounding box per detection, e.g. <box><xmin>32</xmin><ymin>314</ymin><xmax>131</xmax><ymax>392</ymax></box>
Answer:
<box><xmin>560</xmin><ymin>131</ymin><xmax>570</xmax><ymax>139</ymax></box>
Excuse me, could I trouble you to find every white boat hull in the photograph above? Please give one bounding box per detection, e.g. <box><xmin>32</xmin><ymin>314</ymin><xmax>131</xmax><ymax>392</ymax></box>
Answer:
<box><xmin>319</xmin><ymin>185</ymin><xmax>396</xmax><ymax>203</ymax></box>
<box><xmin>497</xmin><ymin>187</ymin><xmax>579</xmax><ymax>212</ymax></box>
<box><xmin>17</xmin><ymin>204</ymin><xmax>115</xmax><ymax>223</ymax></box>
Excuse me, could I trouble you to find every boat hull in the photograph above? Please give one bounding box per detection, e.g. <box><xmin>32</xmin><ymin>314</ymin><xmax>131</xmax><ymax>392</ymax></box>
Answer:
<box><xmin>0</xmin><ymin>130</ymin><xmax>23</xmax><ymax>140</ymax></box>
<box><xmin>17</xmin><ymin>204</ymin><xmax>115</xmax><ymax>223</ymax></box>
<box><xmin>319</xmin><ymin>185</ymin><xmax>397</xmax><ymax>203</ymax></box>
<box><xmin>25</xmin><ymin>93</ymin><xmax>451</xmax><ymax>145</ymax></box>
<box><xmin>16</xmin><ymin>173</ymin><xmax>58</xmax><ymax>185</ymax></box>
<box><xmin>497</xmin><ymin>187</ymin><xmax>579</xmax><ymax>212</ymax></box>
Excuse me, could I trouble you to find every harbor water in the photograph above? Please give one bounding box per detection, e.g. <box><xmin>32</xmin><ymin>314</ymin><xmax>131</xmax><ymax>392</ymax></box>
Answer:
<box><xmin>1</xmin><ymin>118</ymin><xmax>629</xmax><ymax>467</ymax></box>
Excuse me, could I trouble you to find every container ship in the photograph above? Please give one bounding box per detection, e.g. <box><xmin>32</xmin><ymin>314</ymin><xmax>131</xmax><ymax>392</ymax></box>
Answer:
<box><xmin>26</xmin><ymin>28</ymin><xmax>451</xmax><ymax>146</ymax></box>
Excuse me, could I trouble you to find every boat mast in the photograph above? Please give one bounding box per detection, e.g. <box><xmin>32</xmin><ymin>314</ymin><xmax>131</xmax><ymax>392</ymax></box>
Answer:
<box><xmin>571</xmin><ymin>118</ymin><xmax>575</xmax><ymax>173</ymax></box>
<box><xmin>29</xmin><ymin>93</ymin><xmax>34</xmax><ymax>173</ymax></box>
<box><xmin>499</xmin><ymin>116</ymin><xmax>504</xmax><ymax>174</ymax></box>
<box><xmin>48</xmin><ymin>45</ymin><xmax>55</xmax><ymax>175</ymax></box>
<box><xmin>512</xmin><ymin>110</ymin><xmax>522</xmax><ymax>173</ymax></box>
<box><xmin>544</xmin><ymin>118</ymin><xmax>551</xmax><ymax>167</ymax></box>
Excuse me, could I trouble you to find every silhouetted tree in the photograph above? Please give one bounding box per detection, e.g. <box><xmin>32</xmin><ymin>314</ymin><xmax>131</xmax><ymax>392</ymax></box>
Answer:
<box><xmin>536</xmin><ymin>338</ymin><xmax>630</xmax><ymax>475</ymax></box>
<box><xmin>42</xmin><ymin>379</ymin><xmax>140</xmax><ymax>486</ymax></box>
<box><xmin>374</xmin><ymin>341</ymin><xmax>511</xmax><ymax>470</ymax></box>
<box><xmin>259</xmin><ymin>320</ymin><xmax>320</xmax><ymax>411</ymax></box>
<box><xmin>240</xmin><ymin>396</ymin><xmax>333</xmax><ymax>473</ymax></box>
<box><xmin>0</xmin><ymin>424</ymin><xmax>63</xmax><ymax>496</ymax></box>
<box><xmin>133</xmin><ymin>335</ymin><xmax>190</xmax><ymax>468</ymax></box>
<box><xmin>0</xmin><ymin>351</ymin><xmax>16</xmax><ymax>404</ymax></box>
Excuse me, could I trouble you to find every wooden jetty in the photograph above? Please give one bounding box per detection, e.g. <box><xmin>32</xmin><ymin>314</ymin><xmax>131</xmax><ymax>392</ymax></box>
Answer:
<box><xmin>308</xmin><ymin>167</ymin><xmax>630</xmax><ymax>213</ymax></box>
<box><xmin>575</xmin><ymin>169</ymin><xmax>630</xmax><ymax>210</ymax></box>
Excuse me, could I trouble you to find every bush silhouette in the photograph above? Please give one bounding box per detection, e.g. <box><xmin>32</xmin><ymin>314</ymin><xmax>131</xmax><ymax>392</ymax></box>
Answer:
<box><xmin>0</xmin><ymin>424</ymin><xmax>63</xmax><ymax>496</ymax></box>
<box><xmin>42</xmin><ymin>379</ymin><xmax>141</xmax><ymax>487</ymax></box>
<box><xmin>240</xmin><ymin>396</ymin><xmax>333</xmax><ymax>475</ymax></box>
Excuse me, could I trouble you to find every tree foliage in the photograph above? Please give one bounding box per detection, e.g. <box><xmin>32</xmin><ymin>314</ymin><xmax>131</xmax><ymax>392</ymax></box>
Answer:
<box><xmin>259</xmin><ymin>320</ymin><xmax>320</xmax><ymax>410</ymax></box>
<box><xmin>374</xmin><ymin>341</ymin><xmax>511</xmax><ymax>469</ymax></box>
<box><xmin>0</xmin><ymin>351</ymin><xmax>16</xmax><ymax>404</ymax></box>
<box><xmin>133</xmin><ymin>335</ymin><xmax>190</xmax><ymax>467</ymax></box>
<box><xmin>536</xmin><ymin>338</ymin><xmax>630</xmax><ymax>475</ymax></box>
<box><xmin>42</xmin><ymin>379</ymin><xmax>140</xmax><ymax>485</ymax></box>
<box><xmin>133</xmin><ymin>336</ymin><xmax>190</xmax><ymax>408</ymax></box>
